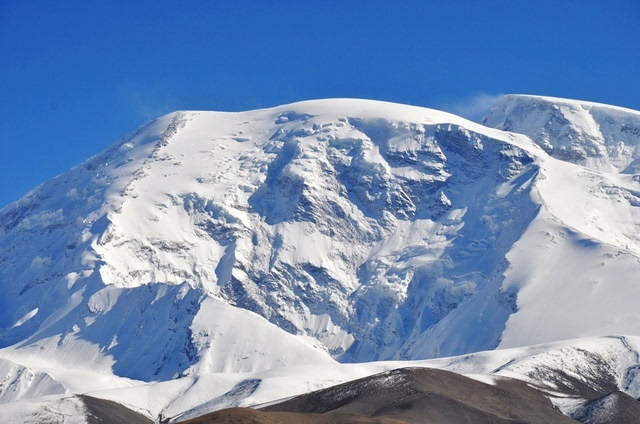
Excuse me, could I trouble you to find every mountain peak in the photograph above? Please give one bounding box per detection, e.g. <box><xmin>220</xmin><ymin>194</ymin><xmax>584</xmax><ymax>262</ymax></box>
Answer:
<box><xmin>483</xmin><ymin>94</ymin><xmax>640</xmax><ymax>172</ymax></box>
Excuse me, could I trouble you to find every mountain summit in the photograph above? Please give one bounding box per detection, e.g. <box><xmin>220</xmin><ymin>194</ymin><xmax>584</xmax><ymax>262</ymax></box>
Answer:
<box><xmin>1</xmin><ymin>97</ymin><xmax>640</xmax><ymax>421</ymax></box>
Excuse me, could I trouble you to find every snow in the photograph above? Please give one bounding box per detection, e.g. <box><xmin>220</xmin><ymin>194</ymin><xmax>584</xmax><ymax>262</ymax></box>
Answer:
<box><xmin>0</xmin><ymin>395</ymin><xmax>88</xmax><ymax>424</ymax></box>
<box><xmin>71</xmin><ymin>336</ymin><xmax>640</xmax><ymax>421</ymax></box>
<box><xmin>0</xmin><ymin>358</ymin><xmax>67</xmax><ymax>403</ymax></box>
<box><xmin>484</xmin><ymin>94</ymin><xmax>640</xmax><ymax>172</ymax></box>
<box><xmin>1</xmin><ymin>96</ymin><xmax>640</xmax><ymax>421</ymax></box>
<box><xmin>500</xmin><ymin>94</ymin><xmax>640</xmax><ymax>116</ymax></box>
<box><xmin>186</xmin><ymin>296</ymin><xmax>334</xmax><ymax>375</ymax></box>
<box><xmin>11</xmin><ymin>308</ymin><xmax>38</xmax><ymax>329</ymax></box>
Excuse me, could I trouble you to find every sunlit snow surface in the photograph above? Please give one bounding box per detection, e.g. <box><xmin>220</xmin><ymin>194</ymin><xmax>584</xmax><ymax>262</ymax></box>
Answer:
<box><xmin>2</xmin><ymin>97</ymin><xmax>640</xmax><ymax>421</ymax></box>
<box><xmin>484</xmin><ymin>94</ymin><xmax>640</xmax><ymax>173</ymax></box>
<box><xmin>1</xmin><ymin>336</ymin><xmax>639</xmax><ymax>422</ymax></box>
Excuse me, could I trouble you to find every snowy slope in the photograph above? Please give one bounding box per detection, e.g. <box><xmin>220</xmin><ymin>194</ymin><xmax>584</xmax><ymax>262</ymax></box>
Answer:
<box><xmin>0</xmin><ymin>395</ymin><xmax>88</xmax><ymax>424</ymax></box>
<box><xmin>0</xmin><ymin>358</ymin><xmax>66</xmax><ymax>403</ymax></box>
<box><xmin>483</xmin><ymin>94</ymin><xmax>640</xmax><ymax>172</ymax></box>
<box><xmin>0</xmin><ymin>99</ymin><xmax>546</xmax><ymax>372</ymax></box>
<box><xmin>2</xmin><ymin>97</ymin><xmax>640</xmax><ymax>420</ymax></box>
<box><xmin>3</xmin><ymin>335</ymin><xmax>637</xmax><ymax>422</ymax></box>
<box><xmin>162</xmin><ymin>335</ymin><xmax>640</xmax><ymax>421</ymax></box>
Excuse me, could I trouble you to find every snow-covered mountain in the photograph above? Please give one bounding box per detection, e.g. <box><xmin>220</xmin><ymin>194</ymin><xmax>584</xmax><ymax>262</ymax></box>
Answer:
<box><xmin>1</xmin><ymin>96</ymin><xmax>640</xmax><ymax>421</ymax></box>
<box><xmin>483</xmin><ymin>94</ymin><xmax>640</xmax><ymax>173</ymax></box>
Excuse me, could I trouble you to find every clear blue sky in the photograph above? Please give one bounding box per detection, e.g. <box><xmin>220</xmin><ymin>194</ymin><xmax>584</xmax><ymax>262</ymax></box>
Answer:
<box><xmin>1</xmin><ymin>0</ymin><xmax>639</xmax><ymax>208</ymax></box>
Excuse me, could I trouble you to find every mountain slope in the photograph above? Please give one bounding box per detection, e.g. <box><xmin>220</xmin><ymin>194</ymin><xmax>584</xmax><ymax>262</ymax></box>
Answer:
<box><xmin>260</xmin><ymin>367</ymin><xmax>576</xmax><ymax>424</ymax></box>
<box><xmin>483</xmin><ymin>94</ymin><xmax>640</xmax><ymax>173</ymax></box>
<box><xmin>2</xmin><ymin>98</ymin><xmax>640</xmax><ymax>369</ymax></box>
<box><xmin>158</xmin><ymin>335</ymin><xmax>640</xmax><ymax>422</ymax></box>
<box><xmin>0</xmin><ymin>99</ymin><xmax>546</xmax><ymax>373</ymax></box>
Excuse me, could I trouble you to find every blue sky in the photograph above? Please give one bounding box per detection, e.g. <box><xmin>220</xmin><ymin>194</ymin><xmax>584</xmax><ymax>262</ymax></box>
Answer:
<box><xmin>1</xmin><ymin>0</ymin><xmax>639</xmax><ymax>208</ymax></box>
